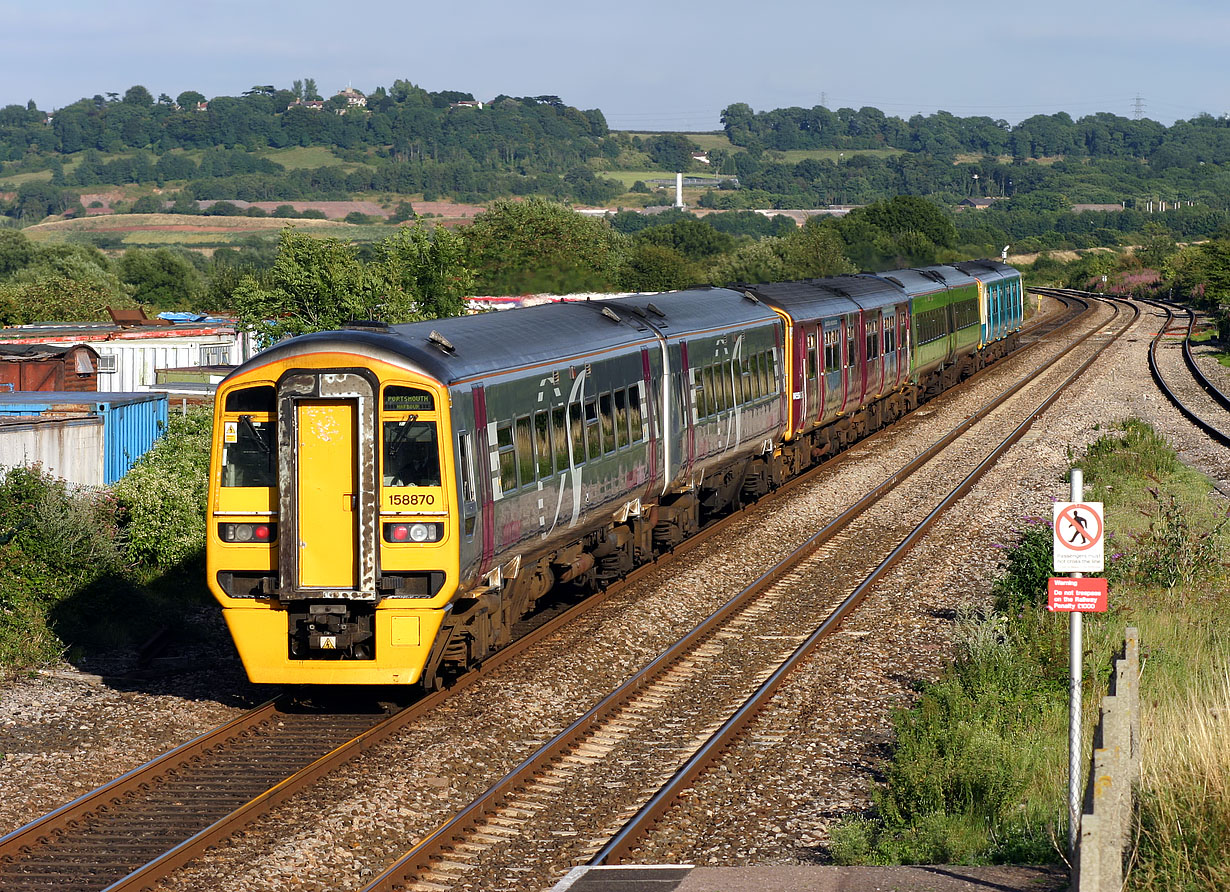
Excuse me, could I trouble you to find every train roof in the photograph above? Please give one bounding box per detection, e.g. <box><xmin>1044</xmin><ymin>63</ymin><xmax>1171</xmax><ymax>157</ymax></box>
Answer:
<box><xmin>598</xmin><ymin>287</ymin><xmax>778</xmax><ymax>337</ymax></box>
<box><xmin>227</xmin><ymin>288</ymin><xmax>776</xmax><ymax>388</ymax></box>
<box><xmin>875</xmin><ymin>268</ymin><xmax>955</xmax><ymax>297</ymax></box>
<box><xmin>917</xmin><ymin>264</ymin><xmax>978</xmax><ymax>289</ymax></box>
<box><xmin>952</xmin><ymin>259</ymin><xmax>1019</xmax><ymax>283</ymax></box>
<box><xmin>741</xmin><ymin>275</ymin><xmax>905</xmax><ymax>320</ymax></box>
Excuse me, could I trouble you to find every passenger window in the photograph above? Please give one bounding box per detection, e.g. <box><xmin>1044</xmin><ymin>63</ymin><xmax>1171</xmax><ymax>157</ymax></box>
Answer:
<box><xmin>807</xmin><ymin>344</ymin><xmax>818</xmax><ymax>381</ymax></box>
<box><xmin>846</xmin><ymin>329</ymin><xmax>857</xmax><ymax>366</ymax></box>
<box><xmin>613</xmin><ymin>389</ymin><xmax>630</xmax><ymax>449</ymax></box>
<box><xmin>569</xmin><ymin>403</ymin><xmax>585</xmax><ymax>463</ymax></box>
<box><xmin>553</xmin><ymin>406</ymin><xmax>569</xmax><ymax>472</ymax></box>
<box><xmin>497</xmin><ymin>421</ymin><xmax>516</xmax><ymax>493</ymax></box>
<box><xmin>383</xmin><ymin>420</ymin><xmax>441</xmax><ymax>487</ymax></box>
<box><xmin>702</xmin><ymin>366</ymin><xmax>715</xmax><ymax>417</ymax></box>
<box><xmin>600</xmin><ymin>393</ymin><xmax>616</xmax><ymax>454</ymax></box>
<box><xmin>761</xmin><ymin>351</ymin><xmax>774</xmax><ymax>395</ymax></box>
<box><xmin>722</xmin><ymin>361</ymin><xmax>735</xmax><ymax>409</ymax></box>
<box><xmin>585</xmin><ymin>398</ymin><xmax>601</xmax><ymax>459</ymax></box>
<box><xmin>628</xmin><ymin>386</ymin><xmax>644</xmax><ymax>442</ymax></box>
<box><xmin>534</xmin><ymin>410</ymin><xmax>552</xmax><ymax>479</ymax></box>
<box><xmin>516</xmin><ymin>416</ymin><xmax>534</xmax><ymax>484</ymax></box>
<box><xmin>221</xmin><ymin>417</ymin><xmax>276</xmax><ymax>487</ymax></box>
<box><xmin>458</xmin><ymin>432</ymin><xmax>476</xmax><ymax>503</ymax></box>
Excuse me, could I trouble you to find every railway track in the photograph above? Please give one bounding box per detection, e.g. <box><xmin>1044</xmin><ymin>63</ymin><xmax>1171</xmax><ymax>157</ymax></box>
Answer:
<box><xmin>354</xmin><ymin>297</ymin><xmax>1134</xmax><ymax>891</ymax></box>
<box><xmin>0</xmin><ymin>291</ymin><xmax>1093</xmax><ymax>892</ymax></box>
<box><xmin>1140</xmin><ymin>297</ymin><xmax>1230</xmax><ymax>446</ymax></box>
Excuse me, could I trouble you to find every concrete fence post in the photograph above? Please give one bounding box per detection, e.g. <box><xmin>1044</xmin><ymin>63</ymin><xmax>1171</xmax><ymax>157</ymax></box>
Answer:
<box><xmin>1076</xmin><ymin>628</ymin><xmax>1141</xmax><ymax>892</ymax></box>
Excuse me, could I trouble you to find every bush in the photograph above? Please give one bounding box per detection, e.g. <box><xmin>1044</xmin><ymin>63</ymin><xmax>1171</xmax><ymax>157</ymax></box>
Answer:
<box><xmin>0</xmin><ymin>465</ymin><xmax>126</xmax><ymax>667</ymax></box>
<box><xmin>113</xmin><ymin>405</ymin><xmax>213</xmax><ymax>569</ymax></box>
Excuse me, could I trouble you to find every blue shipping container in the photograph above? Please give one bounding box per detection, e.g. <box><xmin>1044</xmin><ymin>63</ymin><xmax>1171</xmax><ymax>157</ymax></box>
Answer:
<box><xmin>0</xmin><ymin>392</ymin><xmax>169</xmax><ymax>483</ymax></box>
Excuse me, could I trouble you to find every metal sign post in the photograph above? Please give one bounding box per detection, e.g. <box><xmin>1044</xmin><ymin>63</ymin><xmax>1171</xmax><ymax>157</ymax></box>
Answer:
<box><xmin>1051</xmin><ymin>469</ymin><xmax>1107</xmax><ymax>856</ymax></box>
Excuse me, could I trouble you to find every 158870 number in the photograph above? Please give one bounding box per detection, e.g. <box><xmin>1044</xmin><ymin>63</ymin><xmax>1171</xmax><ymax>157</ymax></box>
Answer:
<box><xmin>389</xmin><ymin>493</ymin><xmax>435</xmax><ymax>506</ymax></box>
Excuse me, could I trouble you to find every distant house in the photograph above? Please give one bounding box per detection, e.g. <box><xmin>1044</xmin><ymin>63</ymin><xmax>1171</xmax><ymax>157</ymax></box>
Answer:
<box><xmin>287</xmin><ymin>99</ymin><xmax>325</xmax><ymax>111</ymax></box>
<box><xmin>691</xmin><ymin>153</ymin><xmax>710</xmax><ymax>165</ymax></box>
<box><xmin>449</xmin><ymin>100</ymin><xmax>484</xmax><ymax>110</ymax></box>
<box><xmin>335</xmin><ymin>87</ymin><xmax>367</xmax><ymax>108</ymax></box>
<box><xmin>957</xmin><ymin>197</ymin><xmax>1001</xmax><ymax>210</ymax></box>
<box><xmin>195</xmin><ymin>101</ymin><xmax>209</xmax><ymax>112</ymax></box>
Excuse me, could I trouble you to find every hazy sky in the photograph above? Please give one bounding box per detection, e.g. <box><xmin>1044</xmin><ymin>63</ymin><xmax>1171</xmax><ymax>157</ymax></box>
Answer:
<box><xmin>2</xmin><ymin>0</ymin><xmax>1224</xmax><ymax>130</ymax></box>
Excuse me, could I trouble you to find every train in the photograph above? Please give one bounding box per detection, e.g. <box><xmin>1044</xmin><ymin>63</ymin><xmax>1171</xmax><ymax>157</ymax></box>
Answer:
<box><xmin>206</xmin><ymin>260</ymin><xmax>1024</xmax><ymax>687</ymax></box>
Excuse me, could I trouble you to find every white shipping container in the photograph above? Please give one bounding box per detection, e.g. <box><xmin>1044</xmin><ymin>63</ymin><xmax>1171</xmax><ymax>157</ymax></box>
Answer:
<box><xmin>0</xmin><ymin>416</ymin><xmax>105</xmax><ymax>487</ymax></box>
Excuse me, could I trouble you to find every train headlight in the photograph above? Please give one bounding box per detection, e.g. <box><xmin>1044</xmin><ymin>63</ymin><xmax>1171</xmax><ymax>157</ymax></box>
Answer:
<box><xmin>220</xmin><ymin>522</ymin><xmax>277</xmax><ymax>543</ymax></box>
<box><xmin>383</xmin><ymin>522</ymin><xmax>443</xmax><ymax>543</ymax></box>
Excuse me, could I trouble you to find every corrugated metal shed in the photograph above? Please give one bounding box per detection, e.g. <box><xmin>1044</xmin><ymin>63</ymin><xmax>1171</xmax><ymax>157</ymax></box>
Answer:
<box><xmin>0</xmin><ymin>343</ymin><xmax>100</xmax><ymax>393</ymax></box>
<box><xmin>0</xmin><ymin>392</ymin><xmax>169</xmax><ymax>483</ymax></box>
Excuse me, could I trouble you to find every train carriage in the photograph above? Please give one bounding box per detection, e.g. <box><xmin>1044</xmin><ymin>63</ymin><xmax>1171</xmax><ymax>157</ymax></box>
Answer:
<box><xmin>953</xmin><ymin>259</ymin><xmax>1024</xmax><ymax>357</ymax></box>
<box><xmin>207</xmin><ymin>262</ymin><xmax>1025</xmax><ymax>689</ymax></box>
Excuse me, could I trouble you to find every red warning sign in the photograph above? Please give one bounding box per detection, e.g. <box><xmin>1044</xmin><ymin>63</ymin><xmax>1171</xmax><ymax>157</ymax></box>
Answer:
<box><xmin>1048</xmin><ymin>577</ymin><xmax>1108</xmax><ymax>613</ymax></box>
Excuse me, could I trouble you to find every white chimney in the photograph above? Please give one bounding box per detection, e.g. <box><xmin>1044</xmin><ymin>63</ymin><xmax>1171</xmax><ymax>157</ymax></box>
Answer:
<box><xmin>675</xmin><ymin>172</ymin><xmax>684</xmax><ymax>208</ymax></box>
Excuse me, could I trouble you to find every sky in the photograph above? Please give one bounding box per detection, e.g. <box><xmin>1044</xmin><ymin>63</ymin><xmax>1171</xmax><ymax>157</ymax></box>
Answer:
<box><xmin>1</xmin><ymin>0</ymin><xmax>1225</xmax><ymax>130</ymax></box>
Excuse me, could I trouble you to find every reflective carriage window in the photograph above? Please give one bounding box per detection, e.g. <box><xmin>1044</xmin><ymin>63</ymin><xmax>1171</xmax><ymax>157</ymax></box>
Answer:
<box><xmin>383</xmin><ymin>386</ymin><xmax>435</xmax><ymax>412</ymax></box>
<box><xmin>383</xmin><ymin>420</ymin><xmax>441</xmax><ymax>487</ymax></box>
<box><xmin>496</xmin><ymin>421</ymin><xmax>516</xmax><ymax>493</ymax></box>
<box><xmin>585</xmin><ymin>398</ymin><xmax>601</xmax><ymax>459</ymax></box>
<box><xmin>534</xmin><ymin>410</ymin><xmax>553</xmax><ymax>478</ymax></box>
<box><xmin>613</xmin><ymin>389</ymin><xmax>630</xmax><ymax>449</ymax></box>
<box><xmin>628</xmin><ymin>386</ymin><xmax>644</xmax><ymax>442</ymax></box>
<box><xmin>599</xmin><ymin>393</ymin><xmax>616</xmax><ymax>455</ymax></box>
<box><xmin>515</xmin><ymin>415</ymin><xmax>534</xmax><ymax>485</ymax></box>
<box><xmin>225</xmin><ymin>385</ymin><xmax>275</xmax><ymax>413</ymax></box>
<box><xmin>221</xmin><ymin>417</ymin><xmax>276</xmax><ymax>487</ymax></box>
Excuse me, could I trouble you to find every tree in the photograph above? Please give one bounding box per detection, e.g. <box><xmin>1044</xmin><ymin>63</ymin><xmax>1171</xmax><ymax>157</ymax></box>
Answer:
<box><xmin>0</xmin><ymin>230</ymin><xmax>34</xmax><ymax>277</ymax></box>
<box><xmin>617</xmin><ymin>241</ymin><xmax>697</xmax><ymax>292</ymax></box>
<box><xmin>462</xmin><ymin>199</ymin><xmax>620</xmax><ymax>295</ymax></box>
<box><xmin>176</xmin><ymin>90</ymin><xmax>205</xmax><ymax>109</ymax></box>
<box><xmin>230</xmin><ymin>226</ymin><xmax>470</xmax><ymax>342</ymax></box>
<box><xmin>377</xmin><ymin>225</ymin><xmax>473</xmax><ymax>318</ymax></box>
<box><xmin>303</xmin><ymin>78</ymin><xmax>320</xmax><ymax>101</ymax></box>
<box><xmin>122</xmin><ymin>85</ymin><xmax>154</xmax><ymax>107</ymax></box>
<box><xmin>0</xmin><ymin>275</ymin><xmax>135</xmax><ymax>325</ymax></box>
<box><xmin>118</xmin><ymin>247</ymin><xmax>204</xmax><ymax>308</ymax></box>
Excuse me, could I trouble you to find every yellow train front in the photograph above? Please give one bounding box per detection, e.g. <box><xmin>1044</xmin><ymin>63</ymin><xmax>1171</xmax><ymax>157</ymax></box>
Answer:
<box><xmin>208</xmin><ymin>332</ymin><xmax>460</xmax><ymax>686</ymax></box>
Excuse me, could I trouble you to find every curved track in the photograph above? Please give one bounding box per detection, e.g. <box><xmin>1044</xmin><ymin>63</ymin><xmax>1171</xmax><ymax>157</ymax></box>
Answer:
<box><xmin>1141</xmin><ymin>297</ymin><xmax>1230</xmax><ymax>446</ymax></box>
<box><xmin>357</xmin><ymin>297</ymin><xmax>1133</xmax><ymax>891</ymax></box>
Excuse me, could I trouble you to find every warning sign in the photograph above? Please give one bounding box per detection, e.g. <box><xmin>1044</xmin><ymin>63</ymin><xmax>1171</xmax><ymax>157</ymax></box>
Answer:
<box><xmin>1048</xmin><ymin>577</ymin><xmax>1108</xmax><ymax>612</ymax></box>
<box><xmin>1053</xmin><ymin>501</ymin><xmax>1104</xmax><ymax>572</ymax></box>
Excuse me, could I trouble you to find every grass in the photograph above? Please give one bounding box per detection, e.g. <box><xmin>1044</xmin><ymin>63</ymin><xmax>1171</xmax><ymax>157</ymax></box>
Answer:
<box><xmin>827</xmin><ymin>419</ymin><xmax>1230</xmax><ymax>889</ymax></box>
<box><xmin>251</xmin><ymin>145</ymin><xmax>374</xmax><ymax>170</ymax></box>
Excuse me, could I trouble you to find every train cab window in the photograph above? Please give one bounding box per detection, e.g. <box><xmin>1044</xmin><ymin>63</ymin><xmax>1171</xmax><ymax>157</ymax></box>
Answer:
<box><xmin>225</xmin><ymin>385</ymin><xmax>275</xmax><ymax>413</ymax></box>
<box><xmin>613</xmin><ymin>389</ymin><xmax>630</xmax><ymax>449</ymax></box>
<box><xmin>221</xmin><ymin>417</ymin><xmax>275</xmax><ymax>487</ymax></box>
<box><xmin>628</xmin><ymin>386</ymin><xmax>644</xmax><ymax>441</ymax></box>
<box><xmin>600</xmin><ymin>393</ymin><xmax>616</xmax><ymax>454</ymax></box>
<box><xmin>585</xmin><ymin>398</ymin><xmax>601</xmax><ymax>458</ymax></box>
<box><xmin>496</xmin><ymin>421</ymin><xmax>517</xmax><ymax>493</ymax></box>
<box><xmin>534</xmin><ymin>410</ymin><xmax>553</xmax><ymax>479</ymax></box>
<box><xmin>516</xmin><ymin>416</ymin><xmax>534</xmax><ymax>484</ymax></box>
<box><xmin>383</xmin><ymin>420</ymin><xmax>441</xmax><ymax>487</ymax></box>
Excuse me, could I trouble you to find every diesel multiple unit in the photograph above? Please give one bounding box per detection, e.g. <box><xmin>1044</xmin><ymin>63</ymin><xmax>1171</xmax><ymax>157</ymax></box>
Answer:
<box><xmin>207</xmin><ymin>260</ymin><xmax>1024</xmax><ymax>687</ymax></box>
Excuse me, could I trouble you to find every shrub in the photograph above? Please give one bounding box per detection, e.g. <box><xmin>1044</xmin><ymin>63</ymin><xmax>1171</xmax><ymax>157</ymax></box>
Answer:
<box><xmin>112</xmin><ymin>405</ymin><xmax>213</xmax><ymax>570</ymax></box>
